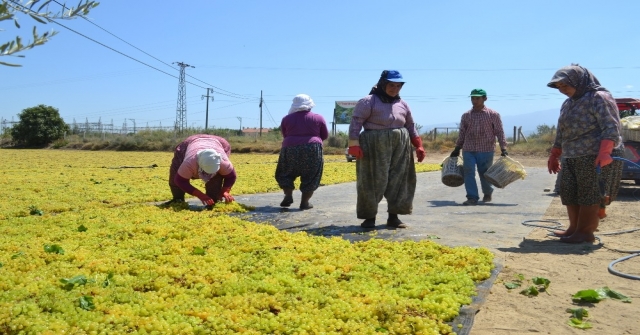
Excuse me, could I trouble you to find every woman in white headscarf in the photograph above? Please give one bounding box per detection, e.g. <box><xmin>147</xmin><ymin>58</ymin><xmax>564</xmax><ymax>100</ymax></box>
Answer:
<box><xmin>166</xmin><ymin>134</ymin><xmax>236</xmax><ymax>208</ymax></box>
<box><xmin>275</xmin><ymin>94</ymin><xmax>329</xmax><ymax>209</ymax></box>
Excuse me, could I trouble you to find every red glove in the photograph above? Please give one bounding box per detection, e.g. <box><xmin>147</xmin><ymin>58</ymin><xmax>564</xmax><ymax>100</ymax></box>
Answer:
<box><xmin>220</xmin><ymin>187</ymin><xmax>235</xmax><ymax>202</ymax></box>
<box><xmin>548</xmin><ymin>147</ymin><xmax>562</xmax><ymax>174</ymax></box>
<box><xmin>595</xmin><ymin>139</ymin><xmax>614</xmax><ymax>168</ymax></box>
<box><xmin>192</xmin><ymin>189</ymin><xmax>214</xmax><ymax>206</ymax></box>
<box><xmin>411</xmin><ymin>136</ymin><xmax>426</xmax><ymax>163</ymax></box>
<box><xmin>348</xmin><ymin>146</ymin><xmax>364</xmax><ymax>159</ymax></box>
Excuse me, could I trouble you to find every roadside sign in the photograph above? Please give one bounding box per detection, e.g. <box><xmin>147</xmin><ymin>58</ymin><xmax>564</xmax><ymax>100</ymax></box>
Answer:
<box><xmin>334</xmin><ymin>101</ymin><xmax>358</xmax><ymax>124</ymax></box>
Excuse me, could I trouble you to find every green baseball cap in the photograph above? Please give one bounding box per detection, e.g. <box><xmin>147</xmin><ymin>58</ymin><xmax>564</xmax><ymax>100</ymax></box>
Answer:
<box><xmin>469</xmin><ymin>88</ymin><xmax>487</xmax><ymax>97</ymax></box>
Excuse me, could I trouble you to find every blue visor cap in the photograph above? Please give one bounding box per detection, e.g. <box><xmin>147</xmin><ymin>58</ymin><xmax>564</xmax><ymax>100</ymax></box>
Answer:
<box><xmin>385</xmin><ymin>70</ymin><xmax>404</xmax><ymax>82</ymax></box>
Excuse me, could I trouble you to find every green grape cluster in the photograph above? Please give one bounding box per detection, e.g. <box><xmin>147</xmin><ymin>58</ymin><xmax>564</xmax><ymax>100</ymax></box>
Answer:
<box><xmin>0</xmin><ymin>149</ymin><xmax>487</xmax><ymax>334</ymax></box>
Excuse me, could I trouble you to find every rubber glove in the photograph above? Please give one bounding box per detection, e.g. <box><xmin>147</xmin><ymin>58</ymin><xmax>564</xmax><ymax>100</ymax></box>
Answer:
<box><xmin>548</xmin><ymin>147</ymin><xmax>562</xmax><ymax>174</ymax></box>
<box><xmin>595</xmin><ymin>139</ymin><xmax>614</xmax><ymax>168</ymax></box>
<box><xmin>501</xmin><ymin>149</ymin><xmax>508</xmax><ymax>157</ymax></box>
<box><xmin>411</xmin><ymin>136</ymin><xmax>426</xmax><ymax>162</ymax></box>
<box><xmin>348</xmin><ymin>146</ymin><xmax>364</xmax><ymax>159</ymax></box>
<box><xmin>192</xmin><ymin>189</ymin><xmax>215</xmax><ymax>206</ymax></box>
<box><xmin>220</xmin><ymin>187</ymin><xmax>235</xmax><ymax>202</ymax></box>
<box><xmin>450</xmin><ymin>146</ymin><xmax>461</xmax><ymax>157</ymax></box>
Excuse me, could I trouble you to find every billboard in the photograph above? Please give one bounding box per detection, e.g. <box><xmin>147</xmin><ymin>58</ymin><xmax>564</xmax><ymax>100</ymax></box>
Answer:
<box><xmin>334</xmin><ymin>101</ymin><xmax>358</xmax><ymax>124</ymax></box>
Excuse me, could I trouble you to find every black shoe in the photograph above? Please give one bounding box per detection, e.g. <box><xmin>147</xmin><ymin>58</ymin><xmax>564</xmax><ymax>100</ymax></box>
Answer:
<box><xmin>386</xmin><ymin>218</ymin><xmax>407</xmax><ymax>228</ymax></box>
<box><xmin>280</xmin><ymin>195</ymin><xmax>294</xmax><ymax>207</ymax></box>
<box><xmin>482</xmin><ymin>194</ymin><xmax>492</xmax><ymax>202</ymax></box>
<box><xmin>463</xmin><ymin>198</ymin><xmax>478</xmax><ymax>206</ymax></box>
<box><xmin>299</xmin><ymin>203</ymin><xmax>313</xmax><ymax>210</ymax></box>
<box><xmin>361</xmin><ymin>218</ymin><xmax>376</xmax><ymax>228</ymax></box>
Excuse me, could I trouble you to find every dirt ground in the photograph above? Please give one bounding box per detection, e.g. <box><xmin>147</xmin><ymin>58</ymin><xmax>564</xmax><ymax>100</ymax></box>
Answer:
<box><xmin>421</xmin><ymin>153</ymin><xmax>640</xmax><ymax>335</ymax></box>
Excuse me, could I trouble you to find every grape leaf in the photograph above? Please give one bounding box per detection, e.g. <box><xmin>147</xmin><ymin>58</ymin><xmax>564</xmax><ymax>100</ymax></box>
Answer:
<box><xmin>29</xmin><ymin>205</ymin><xmax>43</xmax><ymax>216</ymax></box>
<box><xmin>504</xmin><ymin>282</ymin><xmax>521</xmax><ymax>289</ymax></box>
<box><xmin>103</xmin><ymin>272</ymin><xmax>114</xmax><ymax>287</ymax></box>
<box><xmin>566</xmin><ymin>307</ymin><xmax>589</xmax><ymax>320</ymax></box>
<box><xmin>60</xmin><ymin>275</ymin><xmax>90</xmax><ymax>291</ymax></box>
<box><xmin>532</xmin><ymin>277</ymin><xmax>550</xmax><ymax>289</ymax></box>
<box><xmin>572</xmin><ymin>289</ymin><xmax>605</xmax><ymax>303</ymax></box>
<box><xmin>44</xmin><ymin>244</ymin><xmax>65</xmax><ymax>254</ymax></box>
<box><xmin>597</xmin><ymin>287</ymin><xmax>632</xmax><ymax>303</ymax></box>
<box><xmin>520</xmin><ymin>285</ymin><xmax>539</xmax><ymax>296</ymax></box>
<box><xmin>79</xmin><ymin>296</ymin><xmax>95</xmax><ymax>311</ymax></box>
<box><xmin>568</xmin><ymin>318</ymin><xmax>592</xmax><ymax>329</ymax></box>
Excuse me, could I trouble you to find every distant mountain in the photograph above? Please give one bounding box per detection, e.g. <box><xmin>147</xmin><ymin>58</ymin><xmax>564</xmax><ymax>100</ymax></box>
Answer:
<box><xmin>422</xmin><ymin>108</ymin><xmax>560</xmax><ymax>136</ymax></box>
<box><xmin>501</xmin><ymin>109</ymin><xmax>560</xmax><ymax>135</ymax></box>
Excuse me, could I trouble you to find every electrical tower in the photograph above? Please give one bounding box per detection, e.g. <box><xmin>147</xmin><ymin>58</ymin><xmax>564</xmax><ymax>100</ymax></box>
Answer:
<box><xmin>173</xmin><ymin>62</ymin><xmax>195</xmax><ymax>133</ymax></box>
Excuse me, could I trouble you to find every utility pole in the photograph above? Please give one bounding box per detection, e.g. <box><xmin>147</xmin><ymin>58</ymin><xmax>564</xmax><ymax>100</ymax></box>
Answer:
<box><xmin>237</xmin><ymin>116</ymin><xmax>242</xmax><ymax>134</ymax></box>
<box><xmin>173</xmin><ymin>61</ymin><xmax>195</xmax><ymax>134</ymax></box>
<box><xmin>259</xmin><ymin>90</ymin><xmax>263</xmax><ymax>137</ymax></box>
<box><xmin>202</xmin><ymin>88</ymin><xmax>214</xmax><ymax>130</ymax></box>
<box><xmin>129</xmin><ymin>119</ymin><xmax>136</xmax><ymax>134</ymax></box>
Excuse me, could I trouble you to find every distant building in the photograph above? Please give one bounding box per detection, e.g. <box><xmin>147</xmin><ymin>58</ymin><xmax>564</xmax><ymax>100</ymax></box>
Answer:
<box><xmin>241</xmin><ymin>127</ymin><xmax>272</xmax><ymax>136</ymax></box>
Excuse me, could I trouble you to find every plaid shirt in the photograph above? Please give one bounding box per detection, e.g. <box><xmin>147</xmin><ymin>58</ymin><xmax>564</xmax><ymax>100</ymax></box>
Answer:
<box><xmin>455</xmin><ymin>106</ymin><xmax>507</xmax><ymax>153</ymax></box>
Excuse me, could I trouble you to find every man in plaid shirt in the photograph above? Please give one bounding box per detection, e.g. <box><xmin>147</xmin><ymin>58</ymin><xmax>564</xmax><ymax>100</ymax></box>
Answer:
<box><xmin>450</xmin><ymin>89</ymin><xmax>508</xmax><ymax>205</ymax></box>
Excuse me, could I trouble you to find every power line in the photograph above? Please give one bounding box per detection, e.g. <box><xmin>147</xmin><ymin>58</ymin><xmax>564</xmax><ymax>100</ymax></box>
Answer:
<box><xmin>0</xmin><ymin>69</ymin><xmax>149</xmax><ymax>90</ymax></box>
<box><xmin>200</xmin><ymin>64</ymin><xmax>640</xmax><ymax>72</ymax></box>
<box><xmin>144</xmin><ymin>100</ymin><xmax>259</xmax><ymax>124</ymax></box>
<box><xmin>260</xmin><ymin>100</ymin><xmax>279</xmax><ymax>127</ymax></box>
<box><xmin>52</xmin><ymin>0</ymin><xmax>254</xmax><ymax>101</ymax></box>
<box><xmin>9</xmin><ymin>0</ymin><xmax>254</xmax><ymax>100</ymax></box>
<box><xmin>51</xmin><ymin>0</ymin><xmax>177</xmax><ymax>71</ymax></box>
<box><xmin>59</xmin><ymin>97</ymin><xmax>261</xmax><ymax>124</ymax></box>
<box><xmin>183</xmin><ymin>75</ymin><xmax>255</xmax><ymax>100</ymax></box>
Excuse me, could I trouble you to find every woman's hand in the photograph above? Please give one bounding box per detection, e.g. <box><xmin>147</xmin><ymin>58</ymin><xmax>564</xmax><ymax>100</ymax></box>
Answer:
<box><xmin>548</xmin><ymin>147</ymin><xmax>562</xmax><ymax>174</ymax></box>
<box><xmin>415</xmin><ymin>147</ymin><xmax>426</xmax><ymax>162</ymax></box>
<box><xmin>595</xmin><ymin>139</ymin><xmax>614</xmax><ymax>167</ymax></box>
<box><xmin>411</xmin><ymin>136</ymin><xmax>426</xmax><ymax>162</ymax></box>
<box><xmin>450</xmin><ymin>146</ymin><xmax>461</xmax><ymax>157</ymax></box>
<box><xmin>220</xmin><ymin>187</ymin><xmax>235</xmax><ymax>202</ymax></box>
<box><xmin>192</xmin><ymin>189</ymin><xmax>215</xmax><ymax>206</ymax></box>
<box><xmin>348</xmin><ymin>146</ymin><xmax>364</xmax><ymax>159</ymax></box>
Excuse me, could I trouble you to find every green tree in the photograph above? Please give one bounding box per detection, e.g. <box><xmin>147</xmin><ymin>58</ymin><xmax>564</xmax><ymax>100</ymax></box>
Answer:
<box><xmin>1</xmin><ymin>0</ymin><xmax>99</xmax><ymax>67</ymax></box>
<box><xmin>536</xmin><ymin>124</ymin><xmax>556</xmax><ymax>136</ymax></box>
<box><xmin>11</xmin><ymin>104</ymin><xmax>69</xmax><ymax>146</ymax></box>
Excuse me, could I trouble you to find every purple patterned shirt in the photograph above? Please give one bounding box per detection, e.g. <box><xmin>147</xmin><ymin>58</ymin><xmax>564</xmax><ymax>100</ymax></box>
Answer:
<box><xmin>348</xmin><ymin>95</ymin><xmax>418</xmax><ymax>140</ymax></box>
<box><xmin>553</xmin><ymin>91</ymin><xmax>622</xmax><ymax>158</ymax></box>
<box><xmin>456</xmin><ymin>107</ymin><xmax>508</xmax><ymax>152</ymax></box>
<box><xmin>280</xmin><ymin>111</ymin><xmax>329</xmax><ymax>148</ymax></box>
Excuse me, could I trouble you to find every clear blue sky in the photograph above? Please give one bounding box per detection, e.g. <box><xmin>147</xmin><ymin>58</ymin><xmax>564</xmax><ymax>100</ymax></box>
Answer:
<box><xmin>3</xmin><ymin>0</ymin><xmax>640</xmax><ymax>133</ymax></box>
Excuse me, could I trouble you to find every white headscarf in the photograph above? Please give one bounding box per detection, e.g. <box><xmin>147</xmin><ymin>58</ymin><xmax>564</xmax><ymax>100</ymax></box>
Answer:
<box><xmin>196</xmin><ymin>149</ymin><xmax>221</xmax><ymax>182</ymax></box>
<box><xmin>288</xmin><ymin>94</ymin><xmax>315</xmax><ymax>114</ymax></box>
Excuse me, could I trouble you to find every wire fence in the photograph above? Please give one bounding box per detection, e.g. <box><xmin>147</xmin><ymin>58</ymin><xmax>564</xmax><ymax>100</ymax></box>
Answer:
<box><xmin>0</xmin><ymin>118</ymin><xmax>258</xmax><ymax>138</ymax></box>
